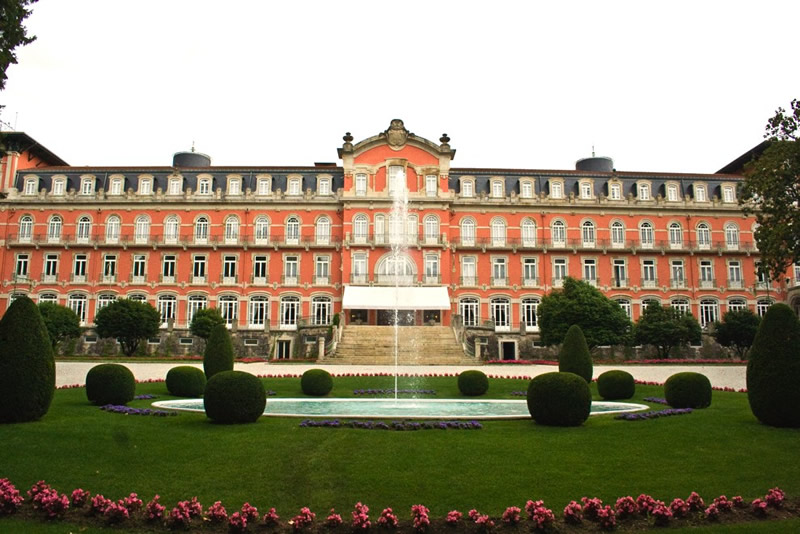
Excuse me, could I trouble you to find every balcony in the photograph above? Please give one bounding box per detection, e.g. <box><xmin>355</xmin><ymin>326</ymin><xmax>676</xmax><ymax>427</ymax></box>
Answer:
<box><xmin>220</xmin><ymin>275</ymin><xmax>238</xmax><ymax>285</ymax></box>
<box><xmin>42</xmin><ymin>274</ymin><xmax>58</xmax><ymax>283</ymax></box>
<box><xmin>314</xmin><ymin>276</ymin><xmax>330</xmax><ymax>286</ymax></box>
<box><xmin>160</xmin><ymin>275</ymin><xmax>176</xmax><ymax>284</ymax></box>
<box><xmin>641</xmin><ymin>278</ymin><xmax>658</xmax><ymax>289</ymax></box>
<box><xmin>552</xmin><ymin>278</ymin><xmax>565</xmax><ymax>288</ymax></box>
<box><xmin>376</xmin><ymin>274</ymin><xmax>415</xmax><ymax>285</ymax></box>
<box><xmin>130</xmin><ymin>275</ymin><xmax>147</xmax><ymax>284</ymax></box>
<box><xmin>282</xmin><ymin>275</ymin><xmax>299</xmax><ymax>286</ymax></box>
<box><xmin>350</xmin><ymin>274</ymin><xmax>368</xmax><ymax>284</ymax></box>
<box><xmin>423</xmin><ymin>274</ymin><xmax>441</xmax><ymax>285</ymax></box>
<box><xmin>699</xmin><ymin>279</ymin><xmax>716</xmax><ymax>289</ymax></box>
<box><xmin>584</xmin><ymin>278</ymin><xmax>598</xmax><ymax>287</ymax></box>
<box><xmin>522</xmin><ymin>277</ymin><xmax>538</xmax><ymax>288</ymax></box>
<box><xmin>71</xmin><ymin>274</ymin><xmax>87</xmax><ymax>283</ymax></box>
<box><xmin>670</xmin><ymin>278</ymin><xmax>686</xmax><ymax>289</ymax></box>
<box><xmin>251</xmin><ymin>275</ymin><xmax>269</xmax><ymax>286</ymax></box>
<box><xmin>191</xmin><ymin>276</ymin><xmax>206</xmax><ymax>285</ymax></box>
<box><xmin>101</xmin><ymin>275</ymin><xmax>117</xmax><ymax>284</ymax></box>
<box><xmin>727</xmin><ymin>279</ymin><xmax>744</xmax><ymax>289</ymax></box>
<box><xmin>460</xmin><ymin>276</ymin><xmax>477</xmax><ymax>286</ymax></box>
<box><xmin>612</xmin><ymin>278</ymin><xmax>629</xmax><ymax>288</ymax></box>
<box><xmin>491</xmin><ymin>277</ymin><xmax>509</xmax><ymax>287</ymax></box>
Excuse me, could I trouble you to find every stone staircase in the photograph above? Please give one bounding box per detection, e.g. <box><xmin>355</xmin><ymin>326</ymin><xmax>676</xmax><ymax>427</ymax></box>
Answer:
<box><xmin>328</xmin><ymin>325</ymin><xmax>473</xmax><ymax>365</ymax></box>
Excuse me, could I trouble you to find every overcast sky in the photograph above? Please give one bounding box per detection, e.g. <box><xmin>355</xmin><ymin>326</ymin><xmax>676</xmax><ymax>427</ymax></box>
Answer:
<box><xmin>1</xmin><ymin>1</ymin><xmax>798</xmax><ymax>174</ymax></box>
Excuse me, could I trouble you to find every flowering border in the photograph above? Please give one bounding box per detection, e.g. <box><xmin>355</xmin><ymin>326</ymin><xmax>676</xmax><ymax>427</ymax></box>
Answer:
<box><xmin>298</xmin><ymin>420</ymin><xmax>483</xmax><ymax>431</ymax></box>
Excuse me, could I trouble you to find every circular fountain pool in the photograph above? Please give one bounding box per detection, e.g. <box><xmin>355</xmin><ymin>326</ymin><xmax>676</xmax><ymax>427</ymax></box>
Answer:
<box><xmin>152</xmin><ymin>398</ymin><xmax>649</xmax><ymax>420</ymax></box>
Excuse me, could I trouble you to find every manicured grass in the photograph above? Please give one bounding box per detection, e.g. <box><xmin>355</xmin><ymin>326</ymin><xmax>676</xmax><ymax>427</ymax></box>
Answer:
<box><xmin>2</xmin><ymin>374</ymin><xmax>798</xmax><ymax>531</ymax></box>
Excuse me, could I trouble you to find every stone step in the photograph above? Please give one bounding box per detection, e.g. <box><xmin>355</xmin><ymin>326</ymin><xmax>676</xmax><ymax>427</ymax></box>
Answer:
<box><xmin>330</xmin><ymin>325</ymin><xmax>470</xmax><ymax>365</ymax></box>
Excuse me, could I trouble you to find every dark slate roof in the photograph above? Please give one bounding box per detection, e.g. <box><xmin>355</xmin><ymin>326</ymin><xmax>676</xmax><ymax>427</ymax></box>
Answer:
<box><xmin>1</xmin><ymin>132</ymin><xmax>69</xmax><ymax>166</ymax></box>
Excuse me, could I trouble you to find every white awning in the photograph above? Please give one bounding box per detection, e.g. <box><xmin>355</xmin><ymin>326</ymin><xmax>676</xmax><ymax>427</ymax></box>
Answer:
<box><xmin>342</xmin><ymin>286</ymin><xmax>451</xmax><ymax>310</ymax></box>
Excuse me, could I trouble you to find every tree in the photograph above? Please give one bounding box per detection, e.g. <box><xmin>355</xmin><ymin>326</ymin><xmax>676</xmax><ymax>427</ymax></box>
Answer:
<box><xmin>633</xmin><ymin>303</ymin><xmax>701</xmax><ymax>359</ymax></box>
<box><xmin>538</xmin><ymin>277</ymin><xmax>631</xmax><ymax>348</ymax></box>
<box><xmin>740</xmin><ymin>99</ymin><xmax>800</xmax><ymax>281</ymax></box>
<box><xmin>0</xmin><ymin>0</ymin><xmax>37</xmax><ymax>91</ymax></box>
<box><xmin>558</xmin><ymin>324</ymin><xmax>593</xmax><ymax>382</ymax></box>
<box><xmin>713</xmin><ymin>309</ymin><xmax>761</xmax><ymax>359</ymax></box>
<box><xmin>189</xmin><ymin>307</ymin><xmax>226</xmax><ymax>340</ymax></box>
<box><xmin>38</xmin><ymin>302</ymin><xmax>80</xmax><ymax>350</ymax></box>
<box><xmin>204</xmin><ymin>323</ymin><xmax>234</xmax><ymax>379</ymax></box>
<box><xmin>94</xmin><ymin>299</ymin><xmax>160</xmax><ymax>356</ymax></box>
<box><xmin>0</xmin><ymin>295</ymin><xmax>54</xmax><ymax>423</ymax></box>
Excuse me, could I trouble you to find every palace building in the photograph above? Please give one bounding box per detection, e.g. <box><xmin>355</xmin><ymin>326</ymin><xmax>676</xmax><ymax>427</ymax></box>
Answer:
<box><xmin>0</xmin><ymin>121</ymin><xmax>796</xmax><ymax>360</ymax></box>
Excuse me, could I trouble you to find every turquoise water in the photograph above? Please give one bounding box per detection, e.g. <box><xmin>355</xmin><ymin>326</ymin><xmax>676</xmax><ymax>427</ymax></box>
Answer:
<box><xmin>152</xmin><ymin>398</ymin><xmax>648</xmax><ymax>420</ymax></box>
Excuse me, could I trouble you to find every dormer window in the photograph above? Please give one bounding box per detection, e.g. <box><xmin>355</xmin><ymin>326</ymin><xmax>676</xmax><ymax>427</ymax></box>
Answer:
<box><xmin>52</xmin><ymin>177</ymin><xmax>65</xmax><ymax>196</ymax></box>
<box><xmin>227</xmin><ymin>177</ymin><xmax>241</xmax><ymax>196</ymax></box>
<box><xmin>609</xmin><ymin>182</ymin><xmax>621</xmax><ymax>200</ymax></box>
<box><xmin>579</xmin><ymin>181</ymin><xmax>593</xmax><ymax>199</ymax></box>
<box><xmin>355</xmin><ymin>173</ymin><xmax>367</xmax><ymax>196</ymax></box>
<box><xmin>425</xmin><ymin>174</ymin><xmax>437</xmax><ymax>197</ymax></box>
<box><xmin>288</xmin><ymin>177</ymin><xmax>301</xmax><ymax>196</ymax></box>
<box><xmin>461</xmin><ymin>178</ymin><xmax>474</xmax><ymax>198</ymax></box>
<box><xmin>109</xmin><ymin>177</ymin><xmax>123</xmax><ymax>195</ymax></box>
<box><xmin>139</xmin><ymin>178</ymin><xmax>152</xmax><ymax>195</ymax></box>
<box><xmin>667</xmin><ymin>183</ymin><xmax>679</xmax><ymax>202</ymax></box>
<box><xmin>80</xmin><ymin>177</ymin><xmax>95</xmax><ymax>196</ymax></box>
<box><xmin>637</xmin><ymin>182</ymin><xmax>651</xmax><ymax>200</ymax></box>
<box><xmin>23</xmin><ymin>177</ymin><xmax>38</xmax><ymax>195</ymax></box>
<box><xmin>257</xmin><ymin>176</ymin><xmax>271</xmax><ymax>196</ymax></box>
<box><xmin>549</xmin><ymin>180</ymin><xmax>563</xmax><ymax>199</ymax></box>
<box><xmin>694</xmin><ymin>184</ymin><xmax>707</xmax><ymax>202</ymax></box>
<box><xmin>168</xmin><ymin>178</ymin><xmax>182</xmax><ymax>195</ymax></box>
<box><xmin>520</xmin><ymin>180</ymin><xmax>533</xmax><ymax>199</ymax></box>
<box><xmin>491</xmin><ymin>179</ymin><xmax>504</xmax><ymax>198</ymax></box>
<box><xmin>318</xmin><ymin>177</ymin><xmax>331</xmax><ymax>196</ymax></box>
<box><xmin>198</xmin><ymin>177</ymin><xmax>211</xmax><ymax>195</ymax></box>
<box><xmin>722</xmin><ymin>185</ymin><xmax>735</xmax><ymax>203</ymax></box>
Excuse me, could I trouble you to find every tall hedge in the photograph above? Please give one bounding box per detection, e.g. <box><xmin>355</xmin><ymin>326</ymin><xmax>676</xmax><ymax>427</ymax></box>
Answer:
<box><xmin>558</xmin><ymin>324</ymin><xmax>593</xmax><ymax>382</ymax></box>
<box><xmin>204</xmin><ymin>324</ymin><xmax>234</xmax><ymax>379</ymax></box>
<box><xmin>0</xmin><ymin>296</ymin><xmax>55</xmax><ymax>423</ymax></box>
<box><xmin>527</xmin><ymin>372</ymin><xmax>592</xmax><ymax>426</ymax></box>
<box><xmin>746</xmin><ymin>303</ymin><xmax>800</xmax><ymax>427</ymax></box>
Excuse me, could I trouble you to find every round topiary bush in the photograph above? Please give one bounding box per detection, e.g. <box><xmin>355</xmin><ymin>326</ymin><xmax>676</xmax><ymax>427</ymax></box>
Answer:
<box><xmin>558</xmin><ymin>324</ymin><xmax>593</xmax><ymax>383</ymax></box>
<box><xmin>527</xmin><ymin>372</ymin><xmax>591</xmax><ymax>426</ymax></box>
<box><xmin>747</xmin><ymin>303</ymin><xmax>800</xmax><ymax>427</ymax></box>
<box><xmin>0</xmin><ymin>296</ymin><xmax>55</xmax><ymax>423</ymax></box>
<box><xmin>664</xmin><ymin>372</ymin><xmax>712</xmax><ymax>409</ymax></box>
<box><xmin>166</xmin><ymin>366</ymin><xmax>206</xmax><ymax>397</ymax></box>
<box><xmin>204</xmin><ymin>371</ymin><xmax>266</xmax><ymax>424</ymax></box>
<box><xmin>204</xmin><ymin>324</ymin><xmax>234</xmax><ymax>379</ymax></box>
<box><xmin>301</xmin><ymin>369</ymin><xmax>334</xmax><ymax>396</ymax></box>
<box><xmin>86</xmin><ymin>364</ymin><xmax>136</xmax><ymax>405</ymax></box>
<box><xmin>457</xmin><ymin>370</ymin><xmax>489</xmax><ymax>396</ymax></box>
<box><xmin>597</xmin><ymin>370</ymin><xmax>635</xmax><ymax>400</ymax></box>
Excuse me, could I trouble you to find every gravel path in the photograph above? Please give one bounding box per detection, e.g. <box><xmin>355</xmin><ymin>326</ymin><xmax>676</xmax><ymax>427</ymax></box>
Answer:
<box><xmin>57</xmin><ymin>362</ymin><xmax>747</xmax><ymax>390</ymax></box>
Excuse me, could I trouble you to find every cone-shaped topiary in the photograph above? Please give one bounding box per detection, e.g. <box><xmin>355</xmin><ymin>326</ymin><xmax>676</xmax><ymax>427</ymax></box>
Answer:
<box><xmin>746</xmin><ymin>303</ymin><xmax>800</xmax><ymax>427</ymax></box>
<box><xmin>558</xmin><ymin>324</ymin><xmax>593</xmax><ymax>382</ymax></box>
<box><xmin>301</xmin><ymin>369</ymin><xmax>334</xmax><ymax>396</ymax></box>
<box><xmin>527</xmin><ymin>372</ymin><xmax>591</xmax><ymax>426</ymax></box>
<box><xmin>86</xmin><ymin>364</ymin><xmax>136</xmax><ymax>405</ymax></box>
<box><xmin>597</xmin><ymin>370</ymin><xmax>635</xmax><ymax>400</ymax></box>
<box><xmin>0</xmin><ymin>296</ymin><xmax>55</xmax><ymax>423</ymax></box>
<box><xmin>204</xmin><ymin>324</ymin><xmax>234</xmax><ymax>379</ymax></box>
<box><xmin>166</xmin><ymin>366</ymin><xmax>207</xmax><ymax>397</ymax></box>
<box><xmin>458</xmin><ymin>370</ymin><xmax>489</xmax><ymax>396</ymax></box>
<box><xmin>204</xmin><ymin>371</ymin><xmax>266</xmax><ymax>424</ymax></box>
<box><xmin>664</xmin><ymin>372</ymin><xmax>711</xmax><ymax>409</ymax></box>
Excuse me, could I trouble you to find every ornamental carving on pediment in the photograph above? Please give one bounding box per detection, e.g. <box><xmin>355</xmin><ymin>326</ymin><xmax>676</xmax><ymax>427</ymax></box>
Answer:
<box><xmin>384</xmin><ymin>119</ymin><xmax>409</xmax><ymax>147</ymax></box>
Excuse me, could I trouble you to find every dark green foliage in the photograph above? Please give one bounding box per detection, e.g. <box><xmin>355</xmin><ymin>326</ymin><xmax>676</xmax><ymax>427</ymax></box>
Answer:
<box><xmin>740</xmin><ymin>100</ymin><xmax>800</xmax><ymax>280</ymax></box>
<box><xmin>664</xmin><ymin>372</ymin><xmax>712</xmax><ymax>409</ymax></box>
<box><xmin>332</xmin><ymin>313</ymin><xmax>340</xmax><ymax>327</ymax></box>
<box><xmin>189</xmin><ymin>308</ymin><xmax>226</xmax><ymax>340</ymax></box>
<box><xmin>527</xmin><ymin>372</ymin><xmax>591</xmax><ymax>426</ymax></box>
<box><xmin>94</xmin><ymin>299</ymin><xmax>161</xmax><ymax>356</ymax></box>
<box><xmin>301</xmin><ymin>369</ymin><xmax>334</xmax><ymax>396</ymax></box>
<box><xmin>713</xmin><ymin>309</ymin><xmax>761</xmax><ymax>359</ymax></box>
<box><xmin>538</xmin><ymin>277</ymin><xmax>631</xmax><ymax>348</ymax></box>
<box><xmin>597</xmin><ymin>370</ymin><xmax>635</xmax><ymax>400</ymax></box>
<box><xmin>85</xmin><ymin>364</ymin><xmax>135</xmax><ymax>405</ymax></box>
<box><xmin>558</xmin><ymin>324</ymin><xmax>593</xmax><ymax>382</ymax></box>
<box><xmin>204</xmin><ymin>371</ymin><xmax>266</xmax><ymax>424</ymax></box>
<box><xmin>0</xmin><ymin>296</ymin><xmax>55</xmax><ymax>423</ymax></box>
<box><xmin>457</xmin><ymin>370</ymin><xmax>489</xmax><ymax>396</ymax></box>
<box><xmin>0</xmin><ymin>0</ymin><xmax>37</xmax><ymax>92</ymax></box>
<box><xmin>634</xmin><ymin>303</ymin><xmax>702</xmax><ymax>359</ymax></box>
<box><xmin>37</xmin><ymin>302</ymin><xmax>80</xmax><ymax>350</ymax></box>
<box><xmin>746</xmin><ymin>303</ymin><xmax>800</xmax><ymax>427</ymax></box>
<box><xmin>204</xmin><ymin>324</ymin><xmax>234</xmax><ymax>379</ymax></box>
<box><xmin>166</xmin><ymin>366</ymin><xmax>206</xmax><ymax>397</ymax></box>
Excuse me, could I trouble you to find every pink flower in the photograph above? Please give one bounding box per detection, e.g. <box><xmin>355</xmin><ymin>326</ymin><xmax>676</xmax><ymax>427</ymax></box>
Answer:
<box><xmin>687</xmin><ymin>491</ymin><xmax>705</xmax><ymax>512</ymax></box>
<box><xmin>765</xmin><ymin>487</ymin><xmax>785</xmax><ymax>508</ymax></box>
<box><xmin>27</xmin><ymin>480</ymin><xmax>51</xmax><ymax>500</ymax></box>
<box><xmin>326</xmin><ymin>508</ymin><xmax>343</xmax><ymax>527</ymax></box>
<box><xmin>563</xmin><ymin>500</ymin><xmax>582</xmax><ymax>524</ymax></box>
<box><xmin>70</xmin><ymin>488</ymin><xmax>90</xmax><ymax>508</ymax></box>
<box><xmin>713</xmin><ymin>495</ymin><xmax>732</xmax><ymax>512</ymax></box>
<box><xmin>445</xmin><ymin>510</ymin><xmax>462</xmax><ymax>526</ymax></box>
<box><xmin>0</xmin><ymin>479</ymin><xmax>24</xmax><ymax>515</ymax></box>
<box><xmin>411</xmin><ymin>504</ymin><xmax>430</xmax><ymax>532</ymax></box>
<box><xmin>596</xmin><ymin>505</ymin><xmax>616</xmax><ymax>531</ymax></box>
<box><xmin>377</xmin><ymin>507</ymin><xmax>398</xmax><ymax>529</ymax></box>
<box><xmin>241</xmin><ymin>502</ymin><xmax>259</xmax><ymax>522</ymax></box>
<box><xmin>636</xmin><ymin>494</ymin><xmax>656</xmax><ymax>515</ymax></box>
<box><xmin>615</xmin><ymin>496</ymin><xmax>637</xmax><ymax>519</ymax></box>
<box><xmin>704</xmin><ymin>503</ymin><xmax>719</xmax><ymax>520</ymax></box>
<box><xmin>229</xmin><ymin>511</ymin><xmax>247</xmax><ymax>533</ymax></box>
<box><xmin>351</xmin><ymin>502</ymin><xmax>370</xmax><ymax>530</ymax></box>
<box><xmin>167</xmin><ymin>501</ymin><xmax>194</xmax><ymax>529</ymax></box>
<box><xmin>104</xmin><ymin>500</ymin><xmax>129</xmax><ymax>524</ymax></box>
<box><xmin>669</xmin><ymin>498</ymin><xmax>688</xmax><ymax>518</ymax></box>
<box><xmin>529</xmin><ymin>504</ymin><xmax>555</xmax><ymax>531</ymax></box>
<box><xmin>90</xmin><ymin>494</ymin><xmax>112</xmax><ymax>516</ymax></box>
<box><xmin>501</xmin><ymin>506</ymin><xmax>520</xmax><ymax>525</ymax></box>
<box><xmin>751</xmin><ymin>498</ymin><xmax>768</xmax><ymax>517</ymax></box>
<box><xmin>732</xmin><ymin>496</ymin><xmax>745</xmax><ymax>509</ymax></box>
<box><xmin>145</xmin><ymin>495</ymin><xmax>166</xmax><ymax>521</ymax></box>
<box><xmin>205</xmin><ymin>501</ymin><xmax>228</xmax><ymax>523</ymax></box>
<box><xmin>123</xmin><ymin>492</ymin><xmax>143</xmax><ymax>513</ymax></box>
<box><xmin>291</xmin><ymin>506</ymin><xmax>316</xmax><ymax>531</ymax></box>
<box><xmin>580</xmin><ymin>497</ymin><xmax>604</xmax><ymax>521</ymax></box>
<box><xmin>34</xmin><ymin>488</ymin><xmax>70</xmax><ymax>519</ymax></box>
<box><xmin>651</xmin><ymin>500</ymin><xmax>672</xmax><ymax>526</ymax></box>
<box><xmin>262</xmin><ymin>507</ymin><xmax>281</xmax><ymax>527</ymax></box>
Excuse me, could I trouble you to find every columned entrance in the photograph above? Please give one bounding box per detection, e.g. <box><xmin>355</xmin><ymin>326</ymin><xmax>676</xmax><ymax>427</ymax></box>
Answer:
<box><xmin>341</xmin><ymin>285</ymin><xmax>451</xmax><ymax>326</ymax></box>
<box><xmin>377</xmin><ymin>309</ymin><xmax>415</xmax><ymax>326</ymax></box>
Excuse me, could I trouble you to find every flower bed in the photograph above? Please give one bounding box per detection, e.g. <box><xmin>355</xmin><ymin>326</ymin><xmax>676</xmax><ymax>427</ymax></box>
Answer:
<box><xmin>615</xmin><ymin>408</ymin><xmax>693</xmax><ymax>421</ymax></box>
<box><xmin>298</xmin><ymin>420</ymin><xmax>483</xmax><ymax>431</ymax></box>
<box><xmin>487</xmin><ymin>358</ymin><xmax>746</xmax><ymax>366</ymax></box>
<box><xmin>353</xmin><ymin>389</ymin><xmax>437</xmax><ymax>396</ymax></box>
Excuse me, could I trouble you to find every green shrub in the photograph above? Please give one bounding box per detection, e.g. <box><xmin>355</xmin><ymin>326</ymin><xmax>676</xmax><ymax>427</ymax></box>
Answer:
<box><xmin>166</xmin><ymin>366</ymin><xmax>206</xmax><ymax>397</ymax></box>
<box><xmin>204</xmin><ymin>371</ymin><xmax>266</xmax><ymax>424</ymax></box>
<box><xmin>457</xmin><ymin>370</ymin><xmax>489</xmax><ymax>396</ymax></box>
<box><xmin>527</xmin><ymin>372</ymin><xmax>591</xmax><ymax>426</ymax></box>
<box><xmin>746</xmin><ymin>303</ymin><xmax>800</xmax><ymax>427</ymax></box>
<box><xmin>664</xmin><ymin>372</ymin><xmax>712</xmax><ymax>409</ymax></box>
<box><xmin>558</xmin><ymin>324</ymin><xmax>593</xmax><ymax>382</ymax></box>
<box><xmin>86</xmin><ymin>364</ymin><xmax>136</xmax><ymax>405</ymax></box>
<box><xmin>0</xmin><ymin>296</ymin><xmax>55</xmax><ymax>423</ymax></box>
<box><xmin>204</xmin><ymin>324</ymin><xmax>234</xmax><ymax>379</ymax></box>
<box><xmin>301</xmin><ymin>369</ymin><xmax>333</xmax><ymax>396</ymax></box>
<box><xmin>597</xmin><ymin>370</ymin><xmax>635</xmax><ymax>400</ymax></box>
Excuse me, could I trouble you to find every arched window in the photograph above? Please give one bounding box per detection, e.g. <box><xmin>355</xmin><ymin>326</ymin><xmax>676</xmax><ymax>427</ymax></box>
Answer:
<box><xmin>157</xmin><ymin>294</ymin><xmax>177</xmax><ymax>326</ymax></box>
<box><xmin>186</xmin><ymin>295</ymin><xmax>207</xmax><ymax>325</ymax></box>
<box><xmin>424</xmin><ymin>215</ymin><xmax>439</xmax><ymax>244</ymax></box>
<box><xmin>460</xmin><ymin>218</ymin><xmax>476</xmax><ymax>246</ymax></box>
<box><xmin>551</xmin><ymin>220</ymin><xmax>566</xmax><ymax>246</ymax></box>
<box><xmin>491</xmin><ymin>218</ymin><xmax>506</xmax><ymax>246</ymax></box>
<box><xmin>219</xmin><ymin>295</ymin><xmax>238</xmax><ymax>327</ymax></box>
<box><xmin>459</xmin><ymin>297</ymin><xmax>479</xmax><ymax>327</ymax></box>
<box><xmin>76</xmin><ymin>216</ymin><xmax>91</xmax><ymax>243</ymax></box>
<box><xmin>37</xmin><ymin>293</ymin><xmax>58</xmax><ymax>304</ymax></box>
<box><xmin>316</xmin><ymin>216</ymin><xmax>331</xmax><ymax>245</ymax></box>
<box><xmin>699</xmin><ymin>299</ymin><xmax>719</xmax><ymax>328</ymax></box>
<box><xmin>286</xmin><ymin>216</ymin><xmax>300</xmax><ymax>244</ymax></box>
<box><xmin>521</xmin><ymin>297</ymin><xmax>540</xmax><ymax>330</ymax></box>
<box><xmin>19</xmin><ymin>215</ymin><xmax>33</xmax><ymax>242</ymax></box>
<box><xmin>254</xmin><ymin>216</ymin><xmax>270</xmax><ymax>244</ymax></box>
<box><xmin>668</xmin><ymin>222</ymin><xmax>683</xmax><ymax>248</ymax></box>
<box><xmin>610</xmin><ymin>221</ymin><xmax>625</xmax><ymax>248</ymax></box>
<box><xmin>377</xmin><ymin>254</ymin><xmax>416</xmax><ymax>284</ymax></box>
<box><xmin>48</xmin><ymin>216</ymin><xmax>62</xmax><ymax>242</ymax></box>
<box><xmin>95</xmin><ymin>293</ymin><xmax>117</xmax><ymax>314</ymax></box>
<box><xmin>671</xmin><ymin>298</ymin><xmax>690</xmax><ymax>314</ymax></box>
<box><xmin>727</xmin><ymin>298</ymin><xmax>747</xmax><ymax>312</ymax></box>
<box><xmin>279</xmin><ymin>295</ymin><xmax>300</xmax><ymax>329</ymax></box>
<box><xmin>374</xmin><ymin>214</ymin><xmax>386</xmax><ymax>244</ymax></box>
<box><xmin>106</xmin><ymin>215</ymin><xmax>121</xmax><ymax>244</ymax></box>
<box><xmin>248</xmin><ymin>295</ymin><xmax>269</xmax><ymax>327</ymax></box>
<box><xmin>490</xmin><ymin>297</ymin><xmax>511</xmax><ymax>331</ymax></box>
<box><xmin>164</xmin><ymin>215</ymin><xmax>179</xmax><ymax>244</ymax></box>
<box><xmin>614</xmin><ymin>297</ymin><xmax>632</xmax><ymax>319</ymax></box>
<box><xmin>195</xmin><ymin>216</ymin><xmax>209</xmax><ymax>243</ymax></box>
<box><xmin>756</xmin><ymin>298</ymin><xmax>772</xmax><ymax>317</ymax></box>
<box><xmin>581</xmin><ymin>220</ymin><xmax>596</xmax><ymax>247</ymax></box>
<box><xmin>312</xmin><ymin>296</ymin><xmax>332</xmax><ymax>326</ymax></box>
<box><xmin>639</xmin><ymin>221</ymin><xmax>654</xmax><ymax>248</ymax></box>
<box><xmin>521</xmin><ymin>218</ymin><xmax>536</xmax><ymax>247</ymax></box>
<box><xmin>127</xmin><ymin>293</ymin><xmax>147</xmax><ymax>303</ymax></box>
<box><xmin>696</xmin><ymin>222</ymin><xmax>711</xmax><ymax>249</ymax></box>
<box><xmin>224</xmin><ymin>216</ymin><xmax>239</xmax><ymax>244</ymax></box>
<box><xmin>353</xmin><ymin>214</ymin><xmax>368</xmax><ymax>244</ymax></box>
<box><xmin>67</xmin><ymin>293</ymin><xmax>87</xmax><ymax>324</ymax></box>
<box><xmin>724</xmin><ymin>223</ymin><xmax>739</xmax><ymax>250</ymax></box>
<box><xmin>134</xmin><ymin>216</ymin><xmax>150</xmax><ymax>244</ymax></box>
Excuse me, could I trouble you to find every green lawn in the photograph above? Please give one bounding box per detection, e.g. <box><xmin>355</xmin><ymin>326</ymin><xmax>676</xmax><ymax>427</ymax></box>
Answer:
<box><xmin>1</xmin><ymin>374</ymin><xmax>798</xmax><ymax>531</ymax></box>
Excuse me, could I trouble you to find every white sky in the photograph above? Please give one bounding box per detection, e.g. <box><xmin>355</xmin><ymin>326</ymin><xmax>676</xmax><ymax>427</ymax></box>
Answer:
<box><xmin>1</xmin><ymin>0</ymin><xmax>798</xmax><ymax>174</ymax></box>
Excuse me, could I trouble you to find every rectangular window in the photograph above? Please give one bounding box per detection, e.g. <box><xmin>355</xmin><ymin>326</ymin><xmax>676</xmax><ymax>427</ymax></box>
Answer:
<box><xmin>492</xmin><ymin>257</ymin><xmax>507</xmax><ymax>285</ymax></box>
<box><xmin>318</xmin><ymin>178</ymin><xmax>330</xmax><ymax>196</ymax></box>
<box><xmin>613</xmin><ymin>259</ymin><xmax>627</xmax><ymax>287</ymax></box>
<box><xmin>110</xmin><ymin>179</ymin><xmax>122</xmax><ymax>195</ymax></box>
<box><xmin>461</xmin><ymin>180</ymin><xmax>473</xmax><ymax>198</ymax></box>
<box><xmin>723</xmin><ymin>186</ymin><xmax>734</xmax><ymax>203</ymax></box>
<box><xmin>461</xmin><ymin>256</ymin><xmax>476</xmax><ymax>286</ymax></box>
<box><xmin>667</xmin><ymin>184</ymin><xmax>678</xmax><ymax>201</ymax></box>
<box><xmin>355</xmin><ymin>173</ymin><xmax>367</xmax><ymax>196</ymax></box>
<box><xmin>671</xmin><ymin>260</ymin><xmax>685</xmax><ymax>288</ymax></box>
<box><xmin>103</xmin><ymin>255</ymin><xmax>117</xmax><ymax>281</ymax></box>
<box><xmin>228</xmin><ymin>180</ymin><xmax>240</xmax><ymax>196</ymax></box>
<box><xmin>424</xmin><ymin>255</ymin><xmax>439</xmax><ymax>282</ymax></box>
<box><xmin>642</xmin><ymin>259</ymin><xmax>656</xmax><ymax>287</ymax></box>
<box><xmin>169</xmin><ymin>179</ymin><xmax>182</xmax><ymax>195</ymax></box>
<box><xmin>288</xmin><ymin>179</ymin><xmax>301</xmax><ymax>196</ymax></box>
<box><xmin>695</xmin><ymin>185</ymin><xmax>707</xmax><ymax>202</ymax></box>
<box><xmin>72</xmin><ymin>254</ymin><xmax>86</xmax><ymax>281</ymax></box>
<box><xmin>523</xmin><ymin>258</ymin><xmax>538</xmax><ymax>286</ymax></box>
<box><xmin>583</xmin><ymin>259</ymin><xmax>597</xmax><ymax>284</ymax></box>
<box><xmin>192</xmin><ymin>255</ymin><xmax>207</xmax><ymax>280</ymax></box>
<box><xmin>198</xmin><ymin>179</ymin><xmax>210</xmax><ymax>195</ymax></box>
<box><xmin>81</xmin><ymin>179</ymin><xmax>94</xmax><ymax>195</ymax></box>
<box><xmin>580</xmin><ymin>182</ymin><xmax>592</xmax><ymax>199</ymax></box>
<box><xmin>609</xmin><ymin>183</ymin><xmax>621</xmax><ymax>200</ymax></box>
<box><xmin>700</xmin><ymin>260</ymin><xmax>714</xmax><ymax>287</ymax></box>
<box><xmin>638</xmin><ymin>183</ymin><xmax>651</xmax><ymax>200</ymax></box>
<box><xmin>553</xmin><ymin>258</ymin><xmax>567</xmax><ymax>286</ymax></box>
<box><xmin>253</xmin><ymin>256</ymin><xmax>268</xmax><ymax>283</ymax></box>
<box><xmin>550</xmin><ymin>182</ymin><xmax>563</xmax><ymax>199</ymax></box>
<box><xmin>284</xmin><ymin>256</ymin><xmax>299</xmax><ymax>284</ymax></box>
<box><xmin>257</xmin><ymin>178</ymin><xmax>270</xmax><ymax>195</ymax></box>
<box><xmin>728</xmin><ymin>261</ymin><xmax>742</xmax><ymax>286</ymax></box>
<box><xmin>15</xmin><ymin>254</ymin><xmax>29</xmax><ymax>278</ymax></box>
<box><xmin>425</xmin><ymin>175</ymin><xmax>437</xmax><ymax>197</ymax></box>
<box><xmin>352</xmin><ymin>253</ymin><xmax>367</xmax><ymax>283</ymax></box>
<box><xmin>222</xmin><ymin>255</ymin><xmax>237</xmax><ymax>282</ymax></box>
<box><xmin>24</xmin><ymin>179</ymin><xmax>37</xmax><ymax>195</ymax></box>
<box><xmin>315</xmin><ymin>256</ymin><xmax>330</xmax><ymax>284</ymax></box>
<box><xmin>44</xmin><ymin>254</ymin><xmax>59</xmax><ymax>282</ymax></box>
<box><xmin>249</xmin><ymin>299</ymin><xmax>268</xmax><ymax>327</ymax></box>
<box><xmin>492</xmin><ymin>181</ymin><xmax>503</xmax><ymax>198</ymax></box>
<box><xmin>162</xmin><ymin>255</ymin><xmax>176</xmax><ymax>281</ymax></box>
<box><xmin>139</xmin><ymin>179</ymin><xmax>152</xmax><ymax>195</ymax></box>
<box><xmin>521</xmin><ymin>181</ymin><xmax>532</xmax><ymax>198</ymax></box>
<box><xmin>388</xmin><ymin>166</ymin><xmax>405</xmax><ymax>196</ymax></box>
<box><xmin>131</xmin><ymin>255</ymin><xmax>146</xmax><ymax>282</ymax></box>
